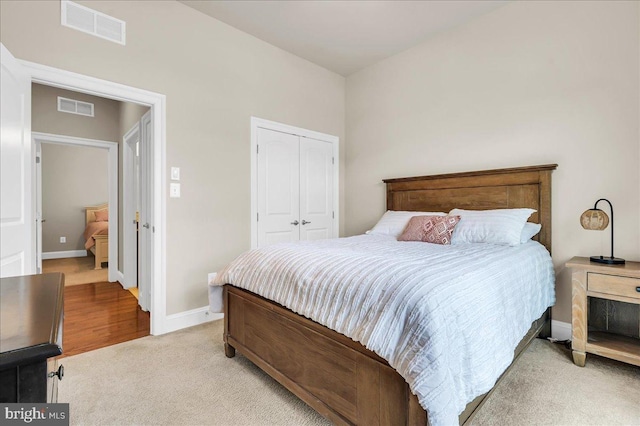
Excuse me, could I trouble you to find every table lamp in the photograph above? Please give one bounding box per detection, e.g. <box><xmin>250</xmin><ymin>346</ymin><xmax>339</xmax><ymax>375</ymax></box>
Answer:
<box><xmin>580</xmin><ymin>198</ymin><xmax>625</xmax><ymax>265</ymax></box>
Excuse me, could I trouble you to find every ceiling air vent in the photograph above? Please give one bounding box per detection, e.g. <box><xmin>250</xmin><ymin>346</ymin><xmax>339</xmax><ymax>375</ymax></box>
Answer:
<box><xmin>61</xmin><ymin>0</ymin><xmax>126</xmax><ymax>45</ymax></box>
<box><xmin>58</xmin><ymin>97</ymin><xmax>95</xmax><ymax>117</ymax></box>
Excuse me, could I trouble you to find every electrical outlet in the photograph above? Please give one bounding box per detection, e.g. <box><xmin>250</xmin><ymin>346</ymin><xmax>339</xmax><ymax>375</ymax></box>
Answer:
<box><xmin>60</xmin><ymin>236</ymin><xmax>66</xmax><ymax>243</ymax></box>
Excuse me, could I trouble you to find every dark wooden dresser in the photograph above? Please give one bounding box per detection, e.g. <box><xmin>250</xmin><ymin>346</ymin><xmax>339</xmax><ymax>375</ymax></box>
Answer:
<box><xmin>0</xmin><ymin>273</ymin><xmax>64</xmax><ymax>403</ymax></box>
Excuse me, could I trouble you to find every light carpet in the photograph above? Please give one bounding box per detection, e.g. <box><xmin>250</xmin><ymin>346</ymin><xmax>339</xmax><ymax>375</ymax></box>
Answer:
<box><xmin>58</xmin><ymin>320</ymin><xmax>640</xmax><ymax>425</ymax></box>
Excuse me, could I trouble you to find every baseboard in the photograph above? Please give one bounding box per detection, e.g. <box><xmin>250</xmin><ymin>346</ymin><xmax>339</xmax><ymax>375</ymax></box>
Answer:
<box><xmin>115</xmin><ymin>270</ymin><xmax>125</xmax><ymax>285</ymax></box>
<box><xmin>551</xmin><ymin>320</ymin><xmax>571</xmax><ymax>341</ymax></box>
<box><xmin>163</xmin><ymin>306</ymin><xmax>221</xmax><ymax>334</ymax></box>
<box><xmin>42</xmin><ymin>250</ymin><xmax>87</xmax><ymax>260</ymax></box>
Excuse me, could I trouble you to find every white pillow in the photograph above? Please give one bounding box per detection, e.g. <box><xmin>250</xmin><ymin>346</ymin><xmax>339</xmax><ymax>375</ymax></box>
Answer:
<box><xmin>520</xmin><ymin>222</ymin><xmax>542</xmax><ymax>243</ymax></box>
<box><xmin>368</xmin><ymin>210</ymin><xmax>446</xmax><ymax>238</ymax></box>
<box><xmin>449</xmin><ymin>208</ymin><xmax>536</xmax><ymax>246</ymax></box>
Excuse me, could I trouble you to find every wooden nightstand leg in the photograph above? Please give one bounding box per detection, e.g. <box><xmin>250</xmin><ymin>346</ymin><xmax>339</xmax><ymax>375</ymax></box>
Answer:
<box><xmin>571</xmin><ymin>270</ymin><xmax>588</xmax><ymax>367</ymax></box>
<box><xmin>572</xmin><ymin>350</ymin><xmax>586</xmax><ymax>367</ymax></box>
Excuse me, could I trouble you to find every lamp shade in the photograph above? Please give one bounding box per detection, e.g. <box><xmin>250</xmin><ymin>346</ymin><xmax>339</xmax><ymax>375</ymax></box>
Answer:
<box><xmin>580</xmin><ymin>208</ymin><xmax>609</xmax><ymax>230</ymax></box>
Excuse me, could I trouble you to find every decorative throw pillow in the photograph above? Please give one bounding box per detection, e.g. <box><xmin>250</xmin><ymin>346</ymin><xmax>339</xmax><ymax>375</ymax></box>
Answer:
<box><xmin>368</xmin><ymin>210</ymin><xmax>446</xmax><ymax>238</ymax></box>
<box><xmin>398</xmin><ymin>215</ymin><xmax>461</xmax><ymax>245</ymax></box>
<box><xmin>94</xmin><ymin>208</ymin><xmax>109</xmax><ymax>222</ymax></box>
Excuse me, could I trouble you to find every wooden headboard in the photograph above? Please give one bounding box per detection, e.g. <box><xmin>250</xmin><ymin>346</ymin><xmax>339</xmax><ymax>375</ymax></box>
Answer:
<box><xmin>85</xmin><ymin>203</ymin><xmax>108</xmax><ymax>226</ymax></box>
<box><xmin>384</xmin><ymin>164</ymin><xmax>557</xmax><ymax>253</ymax></box>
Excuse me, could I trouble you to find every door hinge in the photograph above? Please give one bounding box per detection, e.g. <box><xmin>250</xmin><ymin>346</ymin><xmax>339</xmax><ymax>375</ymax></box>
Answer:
<box><xmin>257</xmin><ymin>213</ymin><xmax>259</xmax><ymax>222</ymax></box>
<box><xmin>332</xmin><ymin>211</ymin><xmax>335</xmax><ymax>219</ymax></box>
<box><xmin>257</xmin><ymin>145</ymin><xmax>259</xmax><ymax>154</ymax></box>
<box><xmin>36</xmin><ymin>156</ymin><xmax>40</xmax><ymax>164</ymax></box>
<box><xmin>152</xmin><ymin>226</ymin><xmax>155</xmax><ymax>233</ymax></box>
<box><xmin>332</xmin><ymin>157</ymin><xmax>334</xmax><ymax>165</ymax></box>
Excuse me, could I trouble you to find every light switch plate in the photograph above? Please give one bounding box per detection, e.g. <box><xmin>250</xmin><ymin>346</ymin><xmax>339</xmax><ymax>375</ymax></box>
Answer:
<box><xmin>171</xmin><ymin>167</ymin><xmax>180</xmax><ymax>181</ymax></box>
<box><xmin>170</xmin><ymin>183</ymin><xmax>181</xmax><ymax>198</ymax></box>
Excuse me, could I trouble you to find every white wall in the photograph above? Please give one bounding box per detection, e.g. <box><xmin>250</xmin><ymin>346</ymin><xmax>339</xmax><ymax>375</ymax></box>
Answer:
<box><xmin>0</xmin><ymin>0</ymin><xmax>345</xmax><ymax>315</ymax></box>
<box><xmin>346</xmin><ymin>1</ymin><xmax>640</xmax><ymax>323</ymax></box>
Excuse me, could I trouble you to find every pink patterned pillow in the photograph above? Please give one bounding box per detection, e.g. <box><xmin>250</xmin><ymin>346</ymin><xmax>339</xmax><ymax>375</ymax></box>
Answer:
<box><xmin>398</xmin><ymin>215</ymin><xmax>461</xmax><ymax>245</ymax></box>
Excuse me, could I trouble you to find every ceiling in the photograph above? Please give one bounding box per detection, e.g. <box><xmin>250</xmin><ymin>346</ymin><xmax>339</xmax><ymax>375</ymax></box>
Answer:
<box><xmin>179</xmin><ymin>1</ymin><xmax>508</xmax><ymax>77</ymax></box>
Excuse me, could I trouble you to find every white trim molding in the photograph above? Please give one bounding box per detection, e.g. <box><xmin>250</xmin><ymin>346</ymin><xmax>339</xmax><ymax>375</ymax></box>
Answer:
<box><xmin>115</xmin><ymin>270</ymin><xmax>125</xmax><ymax>285</ymax></box>
<box><xmin>21</xmin><ymin>60</ymin><xmax>168</xmax><ymax>336</ymax></box>
<box><xmin>122</xmin><ymin>123</ymin><xmax>140</xmax><ymax>290</ymax></box>
<box><xmin>551</xmin><ymin>320</ymin><xmax>572</xmax><ymax>341</ymax></box>
<box><xmin>164</xmin><ymin>306</ymin><xmax>220</xmax><ymax>334</ymax></box>
<box><xmin>250</xmin><ymin>116</ymin><xmax>340</xmax><ymax>249</ymax></box>
<box><xmin>42</xmin><ymin>250</ymin><xmax>87</xmax><ymax>260</ymax></box>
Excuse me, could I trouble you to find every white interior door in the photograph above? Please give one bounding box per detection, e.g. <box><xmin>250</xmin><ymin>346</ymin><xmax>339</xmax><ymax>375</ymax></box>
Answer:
<box><xmin>1</xmin><ymin>43</ymin><xmax>33</xmax><ymax>278</ymax></box>
<box><xmin>256</xmin><ymin>128</ymin><xmax>300</xmax><ymax>247</ymax></box>
<box><xmin>138</xmin><ymin>111</ymin><xmax>152</xmax><ymax>312</ymax></box>
<box><xmin>299</xmin><ymin>137</ymin><xmax>333</xmax><ymax>241</ymax></box>
<box><xmin>123</xmin><ymin>123</ymin><xmax>139</xmax><ymax>289</ymax></box>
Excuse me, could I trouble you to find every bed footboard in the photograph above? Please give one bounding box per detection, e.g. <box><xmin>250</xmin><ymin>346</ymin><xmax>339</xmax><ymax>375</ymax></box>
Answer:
<box><xmin>90</xmin><ymin>234</ymin><xmax>109</xmax><ymax>270</ymax></box>
<box><xmin>223</xmin><ymin>285</ymin><xmax>551</xmax><ymax>425</ymax></box>
<box><xmin>223</xmin><ymin>284</ymin><xmax>425</xmax><ymax>426</ymax></box>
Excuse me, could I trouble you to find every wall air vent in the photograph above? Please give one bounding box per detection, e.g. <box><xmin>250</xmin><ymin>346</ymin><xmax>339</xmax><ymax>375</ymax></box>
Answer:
<box><xmin>57</xmin><ymin>97</ymin><xmax>95</xmax><ymax>117</ymax></box>
<box><xmin>61</xmin><ymin>0</ymin><xmax>126</xmax><ymax>45</ymax></box>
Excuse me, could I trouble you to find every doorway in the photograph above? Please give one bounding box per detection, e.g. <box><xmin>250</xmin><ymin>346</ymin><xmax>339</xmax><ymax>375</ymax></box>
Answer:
<box><xmin>34</xmin><ymin>133</ymin><xmax>118</xmax><ymax>282</ymax></box>
<box><xmin>122</xmin><ymin>110</ymin><xmax>152</xmax><ymax>312</ymax></box>
<box><xmin>31</xmin><ymin>81</ymin><xmax>151</xmax><ymax>316</ymax></box>
<box><xmin>0</xmin><ymin>44</ymin><xmax>168</xmax><ymax>335</ymax></box>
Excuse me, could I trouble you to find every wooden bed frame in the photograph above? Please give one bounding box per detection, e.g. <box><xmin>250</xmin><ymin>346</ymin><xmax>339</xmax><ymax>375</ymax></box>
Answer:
<box><xmin>223</xmin><ymin>164</ymin><xmax>557</xmax><ymax>425</ymax></box>
<box><xmin>85</xmin><ymin>203</ymin><xmax>109</xmax><ymax>270</ymax></box>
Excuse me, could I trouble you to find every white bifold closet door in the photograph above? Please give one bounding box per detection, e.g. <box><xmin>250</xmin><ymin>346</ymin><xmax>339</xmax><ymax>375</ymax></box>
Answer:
<box><xmin>257</xmin><ymin>127</ymin><xmax>333</xmax><ymax>248</ymax></box>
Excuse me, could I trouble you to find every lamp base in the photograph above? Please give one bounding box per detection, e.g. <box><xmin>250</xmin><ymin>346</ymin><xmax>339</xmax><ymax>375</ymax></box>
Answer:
<box><xmin>590</xmin><ymin>255</ymin><xmax>626</xmax><ymax>265</ymax></box>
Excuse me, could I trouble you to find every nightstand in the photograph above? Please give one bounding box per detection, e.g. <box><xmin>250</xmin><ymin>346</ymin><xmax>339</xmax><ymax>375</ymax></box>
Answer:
<box><xmin>566</xmin><ymin>257</ymin><xmax>640</xmax><ymax>367</ymax></box>
<box><xmin>0</xmin><ymin>273</ymin><xmax>64</xmax><ymax>402</ymax></box>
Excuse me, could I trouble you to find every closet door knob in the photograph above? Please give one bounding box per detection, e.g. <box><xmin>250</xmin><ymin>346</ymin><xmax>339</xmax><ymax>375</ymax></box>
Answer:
<box><xmin>302</xmin><ymin>220</ymin><xmax>311</xmax><ymax>225</ymax></box>
<box><xmin>291</xmin><ymin>220</ymin><xmax>299</xmax><ymax>226</ymax></box>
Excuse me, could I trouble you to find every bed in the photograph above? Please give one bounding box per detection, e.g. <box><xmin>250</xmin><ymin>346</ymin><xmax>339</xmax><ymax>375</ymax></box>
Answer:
<box><xmin>216</xmin><ymin>164</ymin><xmax>557</xmax><ymax>425</ymax></box>
<box><xmin>84</xmin><ymin>203</ymin><xmax>109</xmax><ymax>270</ymax></box>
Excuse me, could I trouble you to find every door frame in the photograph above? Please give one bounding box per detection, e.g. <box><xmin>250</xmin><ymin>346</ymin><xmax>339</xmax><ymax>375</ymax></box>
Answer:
<box><xmin>122</xmin><ymin>123</ymin><xmax>139</xmax><ymax>290</ymax></box>
<box><xmin>21</xmin><ymin>60</ymin><xmax>167</xmax><ymax>335</ymax></box>
<box><xmin>137</xmin><ymin>111</ymin><xmax>152</xmax><ymax>312</ymax></box>
<box><xmin>250</xmin><ymin>117</ymin><xmax>339</xmax><ymax>249</ymax></box>
<box><xmin>34</xmin><ymin>133</ymin><xmax>118</xmax><ymax>282</ymax></box>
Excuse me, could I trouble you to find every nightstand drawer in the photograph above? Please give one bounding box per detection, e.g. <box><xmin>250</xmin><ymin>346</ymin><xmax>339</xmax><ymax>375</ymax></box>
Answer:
<box><xmin>588</xmin><ymin>273</ymin><xmax>640</xmax><ymax>300</ymax></box>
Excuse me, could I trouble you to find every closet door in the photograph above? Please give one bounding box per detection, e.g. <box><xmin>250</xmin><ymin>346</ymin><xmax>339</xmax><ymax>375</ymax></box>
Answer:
<box><xmin>257</xmin><ymin>128</ymin><xmax>300</xmax><ymax>247</ymax></box>
<box><xmin>299</xmin><ymin>137</ymin><xmax>333</xmax><ymax>241</ymax></box>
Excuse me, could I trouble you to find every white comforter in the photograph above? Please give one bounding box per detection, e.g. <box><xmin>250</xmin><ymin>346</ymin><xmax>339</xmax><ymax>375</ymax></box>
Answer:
<box><xmin>210</xmin><ymin>234</ymin><xmax>555</xmax><ymax>425</ymax></box>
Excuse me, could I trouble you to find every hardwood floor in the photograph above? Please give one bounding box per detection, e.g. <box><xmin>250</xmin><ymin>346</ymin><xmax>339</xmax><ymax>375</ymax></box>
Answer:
<box><xmin>61</xmin><ymin>281</ymin><xmax>150</xmax><ymax>357</ymax></box>
<box><xmin>43</xmin><ymin>256</ymin><xmax>107</xmax><ymax>286</ymax></box>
